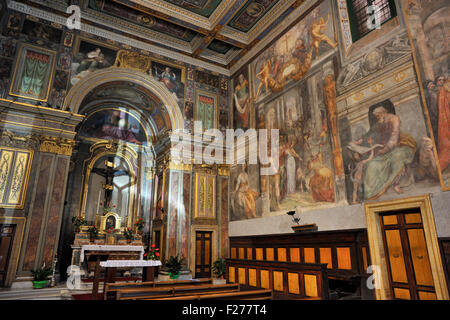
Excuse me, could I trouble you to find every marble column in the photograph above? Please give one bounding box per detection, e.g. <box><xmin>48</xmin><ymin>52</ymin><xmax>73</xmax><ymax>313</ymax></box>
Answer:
<box><xmin>22</xmin><ymin>137</ymin><xmax>74</xmax><ymax>271</ymax></box>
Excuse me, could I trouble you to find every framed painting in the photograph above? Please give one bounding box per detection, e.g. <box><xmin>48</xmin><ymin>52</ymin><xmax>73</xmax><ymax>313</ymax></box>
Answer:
<box><xmin>79</xmin><ymin>107</ymin><xmax>150</xmax><ymax>146</ymax></box>
<box><xmin>194</xmin><ymin>90</ymin><xmax>218</xmax><ymax>131</ymax></box>
<box><xmin>9</xmin><ymin>43</ymin><xmax>57</xmax><ymax>102</ymax></box>
<box><xmin>150</xmin><ymin>58</ymin><xmax>185</xmax><ymax>102</ymax></box>
<box><xmin>71</xmin><ymin>36</ymin><xmax>118</xmax><ymax>86</ymax></box>
<box><xmin>402</xmin><ymin>0</ymin><xmax>450</xmax><ymax>190</ymax></box>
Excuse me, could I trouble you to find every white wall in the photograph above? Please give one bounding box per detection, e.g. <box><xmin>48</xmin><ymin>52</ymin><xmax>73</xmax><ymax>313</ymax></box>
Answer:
<box><xmin>229</xmin><ymin>190</ymin><xmax>450</xmax><ymax>238</ymax></box>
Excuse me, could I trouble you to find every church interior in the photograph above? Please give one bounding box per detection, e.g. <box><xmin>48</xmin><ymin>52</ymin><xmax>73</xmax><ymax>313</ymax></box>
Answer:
<box><xmin>0</xmin><ymin>0</ymin><xmax>449</xmax><ymax>302</ymax></box>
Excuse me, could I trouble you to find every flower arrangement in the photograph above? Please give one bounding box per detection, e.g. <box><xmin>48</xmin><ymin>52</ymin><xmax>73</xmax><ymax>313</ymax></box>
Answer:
<box><xmin>123</xmin><ymin>227</ymin><xmax>134</xmax><ymax>241</ymax></box>
<box><xmin>102</xmin><ymin>203</ymin><xmax>117</xmax><ymax>214</ymax></box>
<box><xmin>106</xmin><ymin>227</ymin><xmax>119</xmax><ymax>234</ymax></box>
<box><xmin>134</xmin><ymin>218</ymin><xmax>144</xmax><ymax>234</ymax></box>
<box><xmin>87</xmin><ymin>225</ymin><xmax>98</xmax><ymax>240</ymax></box>
<box><xmin>71</xmin><ymin>216</ymin><xmax>86</xmax><ymax>232</ymax></box>
<box><xmin>144</xmin><ymin>244</ymin><xmax>160</xmax><ymax>261</ymax></box>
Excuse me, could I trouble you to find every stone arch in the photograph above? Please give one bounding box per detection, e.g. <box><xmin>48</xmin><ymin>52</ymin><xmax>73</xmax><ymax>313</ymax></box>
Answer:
<box><xmin>63</xmin><ymin>67</ymin><xmax>184</xmax><ymax>131</ymax></box>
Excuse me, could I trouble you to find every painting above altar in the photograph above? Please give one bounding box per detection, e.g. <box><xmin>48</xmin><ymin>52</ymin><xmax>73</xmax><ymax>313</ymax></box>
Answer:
<box><xmin>79</xmin><ymin>108</ymin><xmax>149</xmax><ymax>145</ymax></box>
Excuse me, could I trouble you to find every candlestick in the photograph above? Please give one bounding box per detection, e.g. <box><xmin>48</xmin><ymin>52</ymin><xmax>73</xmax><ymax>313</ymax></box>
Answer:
<box><xmin>97</xmin><ymin>189</ymin><xmax>101</xmax><ymax>215</ymax></box>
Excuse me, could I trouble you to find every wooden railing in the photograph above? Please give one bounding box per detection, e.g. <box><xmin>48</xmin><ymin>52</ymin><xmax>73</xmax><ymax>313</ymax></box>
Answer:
<box><xmin>226</xmin><ymin>258</ymin><xmax>329</xmax><ymax>300</ymax></box>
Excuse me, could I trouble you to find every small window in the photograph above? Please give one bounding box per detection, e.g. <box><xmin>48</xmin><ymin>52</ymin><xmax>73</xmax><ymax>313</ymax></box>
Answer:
<box><xmin>346</xmin><ymin>0</ymin><xmax>397</xmax><ymax>42</ymax></box>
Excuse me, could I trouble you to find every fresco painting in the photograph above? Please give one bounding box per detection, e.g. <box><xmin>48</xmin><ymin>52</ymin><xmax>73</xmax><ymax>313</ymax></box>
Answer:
<box><xmin>402</xmin><ymin>0</ymin><xmax>450</xmax><ymax>189</ymax></box>
<box><xmin>252</xmin><ymin>0</ymin><xmax>337</xmax><ymax>103</ymax></box>
<box><xmin>79</xmin><ymin>108</ymin><xmax>149</xmax><ymax>145</ymax></box>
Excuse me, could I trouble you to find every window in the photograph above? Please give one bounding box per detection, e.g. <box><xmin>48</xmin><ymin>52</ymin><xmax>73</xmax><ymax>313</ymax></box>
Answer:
<box><xmin>346</xmin><ymin>0</ymin><xmax>397</xmax><ymax>42</ymax></box>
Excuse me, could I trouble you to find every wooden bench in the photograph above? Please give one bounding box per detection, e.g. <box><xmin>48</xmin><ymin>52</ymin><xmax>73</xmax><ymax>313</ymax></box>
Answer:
<box><xmin>226</xmin><ymin>258</ymin><xmax>330</xmax><ymax>300</ymax></box>
<box><xmin>116</xmin><ymin>283</ymin><xmax>240</xmax><ymax>300</ymax></box>
<box><xmin>151</xmin><ymin>289</ymin><xmax>273</xmax><ymax>300</ymax></box>
<box><xmin>104</xmin><ymin>278</ymin><xmax>213</xmax><ymax>300</ymax></box>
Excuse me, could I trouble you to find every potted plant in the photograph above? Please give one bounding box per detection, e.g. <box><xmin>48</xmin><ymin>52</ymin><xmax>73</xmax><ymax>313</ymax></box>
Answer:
<box><xmin>134</xmin><ymin>218</ymin><xmax>144</xmax><ymax>235</ymax></box>
<box><xmin>212</xmin><ymin>258</ymin><xmax>226</xmax><ymax>284</ymax></box>
<box><xmin>164</xmin><ymin>255</ymin><xmax>184</xmax><ymax>279</ymax></box>
<box><xmin>71</xmin><ymin>216</ymin><xmax>86</xmax><ymax>233</ymax></box>
<box><xmin>30</xmin><ymin>263</ymin><xmax>53</xmax><ymax>289</ymax></box>
<box><xmin>144</xmin><ymin>244</ymin><xmax>160</xmax><ymax>261</ymax></box>
<box><xmin>87</xmin><ymin>225</ymin><xmax>98</xmax><ymax>242</ymax></box>
<box><xmin>123</xmin><ymin>227</ymin><xmax>134</xmax><ymax>243</ymax></box>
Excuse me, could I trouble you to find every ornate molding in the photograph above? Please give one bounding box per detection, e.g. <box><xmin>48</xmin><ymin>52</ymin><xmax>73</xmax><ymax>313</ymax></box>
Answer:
<box><xmin>39</xmin><ymin>136</ymin><xmax>75</xmax><ymax>156</ymax></box>
<box><xmin>336</xmin><ymin>33</ymin><xmax>412</xmax><ymax>94</ymax></box>
<box><xmin>218</xmin><ymin>165</ymin><xmax>230</xmax><ymax>176</ymax></box>
<box><xmin>114</xmin><ymin>50</ymin><xmax>153</xmax><ymax>74</ymax></box>
<box><xmin>0</xmin><ymin>130</ymin><xmax>40</xmax><ymax>150</ymax></box>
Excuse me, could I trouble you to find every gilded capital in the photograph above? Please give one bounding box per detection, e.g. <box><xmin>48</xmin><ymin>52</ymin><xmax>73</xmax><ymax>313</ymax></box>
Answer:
<box><xmin>40</xmin><ymin>136</ymin><xmax>75</xmax><ymax>156</ymax></box>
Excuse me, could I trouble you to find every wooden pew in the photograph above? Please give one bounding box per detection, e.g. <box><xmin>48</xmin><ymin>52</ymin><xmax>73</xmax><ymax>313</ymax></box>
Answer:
<box><xmin>116</xmin><ymin>283</ymin><xmax>240</xmax><ymax>300</ymax></box>
<box><xmin>151</xmin><ymin>289</ymin><xmax>273</xmax><ymax>300</ymax></box>
<box><xmin>104</xmin><ymin>278</ymin><xmax>213</xmax><ymax>300</ymax></box>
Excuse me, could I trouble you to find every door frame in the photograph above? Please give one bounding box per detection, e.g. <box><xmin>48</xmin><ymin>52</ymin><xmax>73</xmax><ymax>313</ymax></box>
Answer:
<box><xmin>0</xmin><ymin>217</ymin><xmax>26</xmax><ymax>287</ymax></box>
<box><xmin>189</xmin><ymin>225</ymin><xmax>218</xmax><ymax>278</ymax></box>
<box><xmin>364</xmin><ymin>195</ymin><xmax>449</xmax><ymax>300</ymax></box>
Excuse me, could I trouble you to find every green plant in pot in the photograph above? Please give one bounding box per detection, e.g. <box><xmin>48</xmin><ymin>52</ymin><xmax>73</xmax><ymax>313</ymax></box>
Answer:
<box><xmin>164</xmin><ymin>255</ymin><xmax>184</xmax><ymax>279</ymax></box>
<box><xmin>72</xmin><ymin>216</ymin><xmax>86</xmax><ymax>233</ymax></box>
<box><xmin>87</xmin><ymin>225</ymin><xmax>98</xmax><ymax>242</ymax></box>
<box><xmin>30</xmin><ymin>263</ymin><xmax>52</xmax><ymax>289</ymax></box>
<box><xmin>123</xmin><ymin>227</ymin><xmax>134</xmax><ymax>243</ymax></box>
<box><xmin>212</xmin><ymin>258</ymin><xmax>226</xmax><ymax>279</ymax></box>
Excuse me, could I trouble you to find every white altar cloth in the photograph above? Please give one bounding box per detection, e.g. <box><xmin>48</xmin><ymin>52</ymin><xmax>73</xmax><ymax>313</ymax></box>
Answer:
<box><xmin>100</xmin><ymin>260</ymin><xmax>162</xmax><ymax>268</ymax></box>
<box><xmin>80</xmin><ymin>245</ymin><xmax>145</xmax><ymax>263</ymax></box>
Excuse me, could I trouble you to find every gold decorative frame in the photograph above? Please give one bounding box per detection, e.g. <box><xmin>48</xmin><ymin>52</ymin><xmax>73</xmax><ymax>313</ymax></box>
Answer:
<box><xmin>194</xmin><ymin>89</ymin><xmax>219</xmax><ymax>130</ymax></box>
<box><xmin>100</xmin><ymin>212</ymin><xmax>122</xmax><ymax>232</ymax></box>
<box><xmin>193</xmin><ymin>172</ymin><xmax>216</xmax><ymax>219</ymax></box>
<box><xmin>364</xmin><ymin>195</ymin><xmax>449</xmax><ymax>300</ymax></box>
<box><xmin>78</xmin><ymin>142</ymin><xmax>137</xmax><ymax>228</ymax></box>
<box><xmin>9</xmin><ymin>43</ymin><xmax>57</xmax><ymax>102</ymax></box>
<box><xmin>0</xmin><ymin>147</ymin><xmax>34</xmax><ymax>209</ymax></box>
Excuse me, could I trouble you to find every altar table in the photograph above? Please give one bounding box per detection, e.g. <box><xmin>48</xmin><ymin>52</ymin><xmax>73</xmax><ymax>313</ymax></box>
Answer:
<box><xmin>80</xmin><ymin>245</ymin><xmax>145</xmax><ymax>299</ymax></box>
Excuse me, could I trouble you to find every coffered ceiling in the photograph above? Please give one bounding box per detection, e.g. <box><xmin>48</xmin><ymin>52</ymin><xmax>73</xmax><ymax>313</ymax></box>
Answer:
<box><xmin>85</xmin><ymin>0</ymin><xmax>309</xmax><ymax>69</ymax></box>
<box><xmin>10</xmin><ymin>0</ymin><xmax>313</xmax><ymax>74</ymax></box>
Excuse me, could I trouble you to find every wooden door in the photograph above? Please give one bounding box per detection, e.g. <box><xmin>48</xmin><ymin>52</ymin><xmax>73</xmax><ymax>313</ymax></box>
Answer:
<box><xmin>380</xmin><ymin>209</ymin><xmax>437</xmax><ymax>300</ymax></box>
<box><xmin>195</xmin><ymin>231</ymin><xmax>212</xmax><ymax>278</ymax></box>
<box><xmin>0</xmin><ymin>224</ymin><xmax>16</xmax><ymax>287</ymax></box>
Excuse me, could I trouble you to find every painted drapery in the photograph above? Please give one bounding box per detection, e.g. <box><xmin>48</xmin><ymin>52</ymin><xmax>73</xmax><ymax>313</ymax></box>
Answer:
<box><xmin>19</xmin><ymin>50</ymin><xmax>51</xmax><ymax>97</ymax></box>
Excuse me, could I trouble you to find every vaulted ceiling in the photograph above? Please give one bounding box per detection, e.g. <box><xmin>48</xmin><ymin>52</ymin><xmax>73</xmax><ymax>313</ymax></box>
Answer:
<box><xmin>82</xmin><ymin>0</ymin><xmax>308</xmax><ymax>71</ymax></box>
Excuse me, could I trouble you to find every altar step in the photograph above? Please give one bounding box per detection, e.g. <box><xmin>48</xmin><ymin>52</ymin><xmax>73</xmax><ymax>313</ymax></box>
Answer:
<box><xmin>0</xmin><ymin>283</ymin><xmax>94</xmax><ymax>300</ymax></box>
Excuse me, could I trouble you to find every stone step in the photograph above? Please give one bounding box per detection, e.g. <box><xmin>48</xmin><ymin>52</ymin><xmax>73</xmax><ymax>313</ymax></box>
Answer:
<box><xmin>0</xmin><ymin>284</ymin><xmax>96</xmax><ymax>300</ymax></box>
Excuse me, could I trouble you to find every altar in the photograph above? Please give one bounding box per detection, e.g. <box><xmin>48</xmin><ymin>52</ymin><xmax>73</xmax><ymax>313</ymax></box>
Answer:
<box><xmin>75</xmin><ymin>245</ymin><xmax>152</xmax><ymax>299</ymax></box>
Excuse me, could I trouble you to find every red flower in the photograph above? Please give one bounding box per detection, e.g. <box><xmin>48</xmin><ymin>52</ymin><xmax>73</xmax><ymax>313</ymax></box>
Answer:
<box><xmin>151</xmin><ymin>244</ymin><xmax>155</xmax><ymax>248</ymax></box>
<box><xmin>155</xmin><ymin>253</ymin><xmax>159</xmax><ymax>257</ymax></box>
<box><xmin>155</xmin><ymin>248</ymin><xmax>159</xmax><ymax>251</ymax></box>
